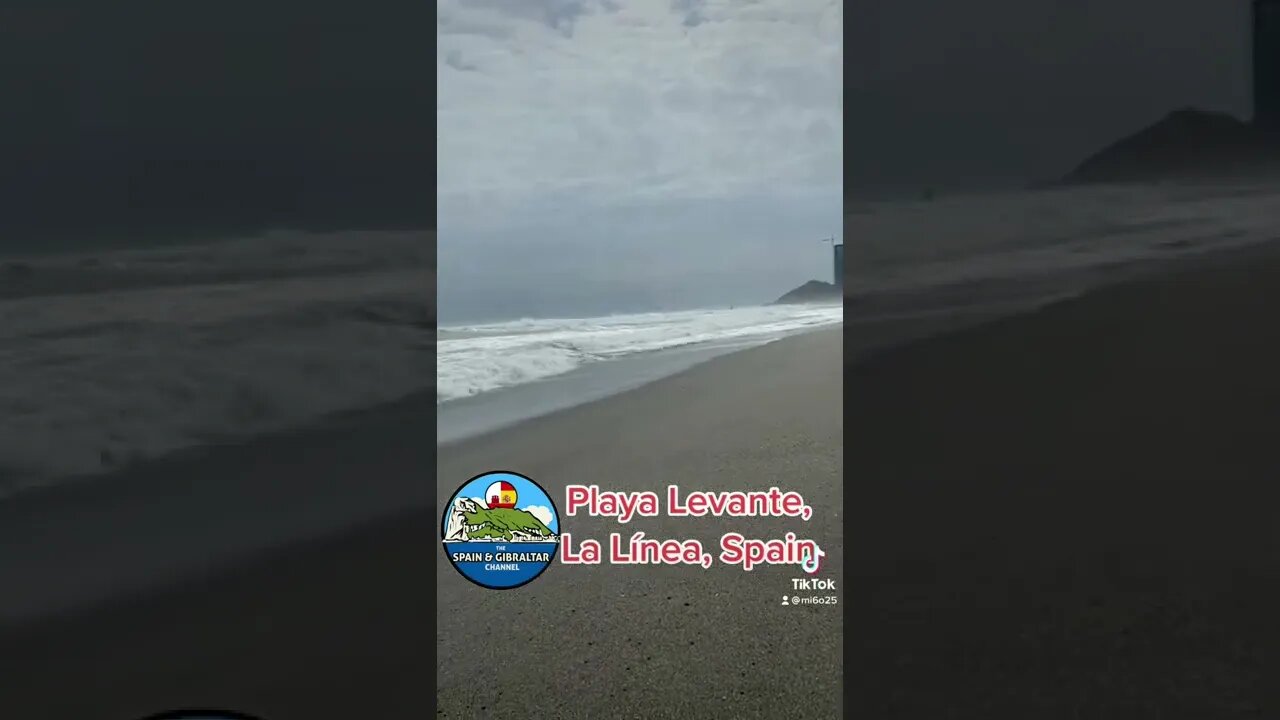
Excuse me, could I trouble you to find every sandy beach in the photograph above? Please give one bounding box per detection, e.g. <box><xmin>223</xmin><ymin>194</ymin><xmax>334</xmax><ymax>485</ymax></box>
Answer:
<box><xmin>9</xmin><ymin>230</ymin><xmax>1278</xmax><ymax>717</ymax></box>
<box><xmin>847</xmin><ymin>241</ymin><xmax>1280</xmax><ymax>717</ymax></box>
<box><xmin>0</xmin><ymin>393</ymin><xmax>435</xmax><ymax>718</ymax></box>
<box><xmin>436</xmin><ymin>327</ymin><xmax>844</xmax><ymax>719</ymax></box>
<box><xmin>0</xmin><ymin>325</ymin><xmax>842</xmax><ymax>719</ymax></box>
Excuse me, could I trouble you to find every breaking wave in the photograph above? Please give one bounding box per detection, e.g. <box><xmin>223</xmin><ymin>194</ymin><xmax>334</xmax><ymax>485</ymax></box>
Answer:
<box><xmin>437</xmin><ymin>303</ymin><xmax>842</xmax><ymax>403</ymax></box>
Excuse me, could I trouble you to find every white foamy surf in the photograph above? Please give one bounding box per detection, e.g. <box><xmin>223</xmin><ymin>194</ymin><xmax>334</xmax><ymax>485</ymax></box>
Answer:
<box><xmin>0</xmin><ymin>231</ymin><xmax>431</xmax><ymax>495</ymax></box>
<box><xmin>436</xmin><ymin>303</ymin><xmax>844</xmax><ymax>404</ymax></box>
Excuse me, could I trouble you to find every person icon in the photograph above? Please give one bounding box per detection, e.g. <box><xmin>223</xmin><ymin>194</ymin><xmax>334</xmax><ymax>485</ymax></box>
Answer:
<box><xmin>781</xmin><ymin>595</ymin><xmax>790</xmax><ymax>606</ymax></box>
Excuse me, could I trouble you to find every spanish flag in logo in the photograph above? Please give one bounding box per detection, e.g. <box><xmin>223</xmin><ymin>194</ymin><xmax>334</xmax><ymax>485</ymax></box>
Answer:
<box><xmin>485</xmin><ymin>480</ymin><xmax>518</xmax><ymax>509</ymax></box>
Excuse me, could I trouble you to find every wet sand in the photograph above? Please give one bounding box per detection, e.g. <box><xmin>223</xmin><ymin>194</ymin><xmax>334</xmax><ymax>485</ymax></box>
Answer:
<box><xmin>436</xmin><ymin>327</ymin><xmax>844</xmax><ymax>719</ymax></box>
<box><xmin>0</xmin><ymin>327</ymin><xmax>843</xmax><ymax>719</ymax></box>
<box><xmin>14</xmin><ymin>229</ymin><xmax>1278</xmax><ymax>718</ymax></box>
<box><xmin>848</xmin><ymin>241</ymin><xmax>1280</xmax><ymax>717</ymax></box>
<box><xmin>0</xmin><ymin>395</ymin><xmax>434</xmax><ymax>719</ymax></box>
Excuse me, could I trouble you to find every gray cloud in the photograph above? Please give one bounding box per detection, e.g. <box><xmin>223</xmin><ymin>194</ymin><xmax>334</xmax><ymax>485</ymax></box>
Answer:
<box><xmin>849</xmin><ymin>0</ymin><xmax>1253</xmax><ymax>193</ymax></box>
<box><xmin>438</xmin><ymin>0</ymin><xmax>840</xmax><ymax>215</ymax></box>
<box><xmin>1</xmin><ymin>1</ymin><xmax>431</xmax><ymax>248</ymax></box>
<box><xmin>672</xmin><ymin>0</ymin><xmax>707</xmax><ymax>27</ymax></box>
<box><xmin>443</xmin><ymin>49</ymin><xmax>479</xmax><ymax>72</ymax></box>
<box><xmin>455</xmin><ymin>0</ymin><xmax>619</xmax><ymax>36</ymax></box>
<box><xmin>437</xmin><ymin>0</ymin><xmax>842</xmax><ymax>320</ymax></box>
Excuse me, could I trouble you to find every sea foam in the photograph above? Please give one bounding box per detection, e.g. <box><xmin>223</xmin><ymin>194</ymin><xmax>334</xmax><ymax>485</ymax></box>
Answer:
<box><xmin>436</xmin><ymin>303</ymin><xmax>843</xmax><ymax>403</ymax></box>
<box><xmin>0</xmin><ymin>232</ymin><xmax>430</xmax><ymax>495</ymax></box>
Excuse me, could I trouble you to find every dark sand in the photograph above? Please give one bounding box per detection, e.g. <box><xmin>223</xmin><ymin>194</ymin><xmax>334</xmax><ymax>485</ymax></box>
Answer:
<box><xmin>848</xmin><ymin>243</ymin><xmax>1280</xmax><ymax>717</ymax></box>
<box><xmin>1</xmin><ymin>328</ymin><xmax>842</xmax><ymax>720</ymax></box>
<box><xmin>436</xmin><ymin>328</ymin><xmax>844</xmax><ymax>719</ymax></box>
<box><xmin>0</xmin><ymin>396</ymin><xmax>434</xmax><ymax>719</ymax></box>
<box><xmin>10</xmin><ymin>232</ymin><xmax>1279</xmax><ymax>718</ymax></box>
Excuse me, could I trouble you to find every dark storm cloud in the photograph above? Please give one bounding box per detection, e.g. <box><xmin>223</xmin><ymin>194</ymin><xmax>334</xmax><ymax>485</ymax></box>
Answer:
<box><xmin>849</xmin><ymin>0</ymin><xmax>1253</xmax><ymax>193</ymax></box>
<box><xmin>0</xmin><ymin>0</ymin><xmax>430</xmax><ymax>249</ymax></box>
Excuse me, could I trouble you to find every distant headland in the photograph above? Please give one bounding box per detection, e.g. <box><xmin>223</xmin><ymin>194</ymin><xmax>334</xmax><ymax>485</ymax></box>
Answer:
<box><xmin>1059</xmin><ymin>108</ymin><xmax>1280</xmax><ymax>185</ymax></box>
<box><xmin>771</xmin><ymin>280</ymin><xmax>841</xmax><ymax>305</ymax></box>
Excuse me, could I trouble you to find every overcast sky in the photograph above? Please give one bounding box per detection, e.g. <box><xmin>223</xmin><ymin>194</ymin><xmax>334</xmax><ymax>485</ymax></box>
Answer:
<box><xmin>849</xmin><ymin>0</ymin><xmax>1255</xmax><ymax>194</ymax></box>
<box><xmin>436</xmin><ymin>0</ymin><xmax>842</xmax><ymax>322</ymax></box>
<box><xmin>1</xmin><ymin>1</ymin><xmax>430</xmax><ymax>251</ymax></box>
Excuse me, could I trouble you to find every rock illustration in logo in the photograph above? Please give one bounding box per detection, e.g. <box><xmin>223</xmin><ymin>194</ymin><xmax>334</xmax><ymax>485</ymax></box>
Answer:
<box><xmin>442</xmin><ymin>471</ymin><xmax>559</xmax><ymax>589</ymax></box>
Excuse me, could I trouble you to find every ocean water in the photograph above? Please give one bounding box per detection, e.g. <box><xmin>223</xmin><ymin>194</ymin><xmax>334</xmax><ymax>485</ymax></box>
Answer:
<box><xmin>439</xmin><ymin>183</ymin><xmax>1280</xmax><ymax>445</ymax></box>
<box><xmin>436</xmin><ymin>303</ymin><xmax>843</xmax><ymax>443</ymax></box>
<box><xmin>848</xmin><ymin>181</ymin><xmax>1280</xmax><ymax>304</ymax></box>
<box><xmin>838</xmin><ymin>181</ymin><xmax>1280</xmax><ymax>365</ymax></box>
<box><xmin>0</xmin><ymin>231</ymin><xmax>431</xmax><ymax>496</ymax></box>
<box><xmin>7</xmin><ymin>181</ymin><xmax>1278</xmax><ymax>492</ymax></box>
<box><xmin>437</xmin><ymin>304</ymin><xmax>844</xmax><ymax>403</ymax></box>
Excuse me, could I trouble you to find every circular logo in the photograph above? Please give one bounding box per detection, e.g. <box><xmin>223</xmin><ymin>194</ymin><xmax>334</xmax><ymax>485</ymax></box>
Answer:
<box><xmin>441</xmin><ymin>471</ymin><xmax>559</xmax><ymax>589</ymax></box>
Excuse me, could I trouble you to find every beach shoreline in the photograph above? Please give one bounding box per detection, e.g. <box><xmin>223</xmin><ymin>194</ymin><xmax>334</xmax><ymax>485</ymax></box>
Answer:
<box><xmin>1</xmin><ymin>322</ymin><xmax>844</xmax><ymax>719</ymax></box>
<box><xmin>8</xmin><ymin>228</ymin><xmax>1280</xmax><ymax>716</ymax></box>
<box><xmin>437</xmin><ymin>308</ymin><xmax>842</xmax><ymax>446</ymax></box>
<box><xmin>0</xmin><ymin>231</ymin><xmax>432</xmax><ymax>491</ymax></box>
<box><xmin>847</xmin><ymin>237</ymin><xmax>1280</xmax><ymax>716</ymax></box>
<box><xmin>435</xmin><ymin>326</ymin><xmax>844</xmax><ymax>719</ymax></box>
<box><xmin>1</xmin><ymin>316</ymin><xmax>844</xmax><ymax>623</ymax></box>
